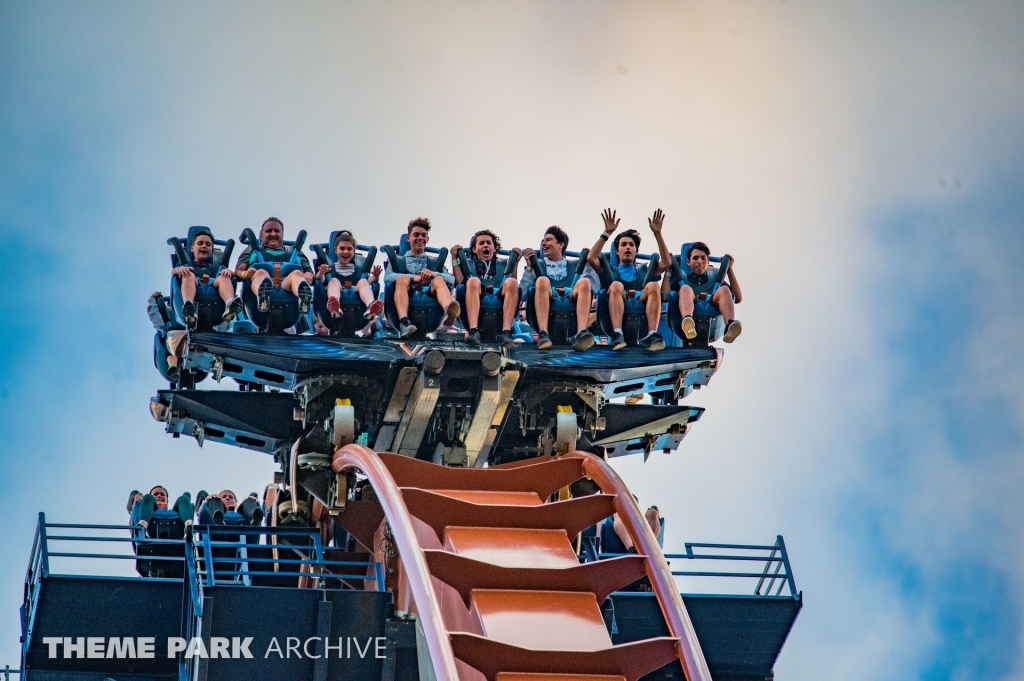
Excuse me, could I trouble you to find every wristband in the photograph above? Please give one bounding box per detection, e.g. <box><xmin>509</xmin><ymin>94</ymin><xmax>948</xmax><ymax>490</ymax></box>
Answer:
<box><xmin>599</xmin><ymin>232</ymin><xmax>610</xmax><ymax>241</ymax></box>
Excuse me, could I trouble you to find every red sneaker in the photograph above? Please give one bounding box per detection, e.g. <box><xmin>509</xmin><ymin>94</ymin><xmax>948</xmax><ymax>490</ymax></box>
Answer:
<box><xmin>327</xmin><ymin>296</ymin><xmax>341</xmax><ymax>318</ymax></box>
<box><xmin>364</xmin><ymin>298</ymin><xmax>384</xmax><ymax>319</ymax></box>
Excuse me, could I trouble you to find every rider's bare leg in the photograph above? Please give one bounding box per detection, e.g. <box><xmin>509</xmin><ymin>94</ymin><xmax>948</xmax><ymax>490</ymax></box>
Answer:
<box><xmin>179</xmin><ymin>272</ymin><xmax>198</xmax><ymax>303</ymax></box>
<box><xmin>712</xmin><ymin>284</ymin><xmax>736</xmax><ymax>320</ymax></box>
<box><xmin>501</xmin><ymin>277</ymin><xmax>519</xmax><ymax>330</ymax></box>
<box><xmin>677</xmin><ymin>284</ymin><xmax>696</xmax><ymax>316</ymax></box>
<box><xmin>607</xmin><ymin>281</ymin><xmax>625</xmax><ymax>329</ymax></box>
<box><xmin>466</xmin><ymin>277</ymin><xmax>482</xmax><ymax>328</ymax></box>
<box><xmin>642</xmin><ymin>281</ymin><xmax>662</xmax><ymax>332</ymax></box>
<box><xmin>534</xmin><ymin>277</ymin><xmax>552</xmax><ymax>332</ymax></box>
<box><xmin>281</xmin><ymin>270</ymin><xmax>307</xmax><ymax>296</ymax></box>
<box><xmin>356</xmin><ymin>279</ymin><xmax>376</xmax><ymax>307</ymax></box>
<box><xmin>572</xmin><ymin>277</ymin><xmax>592</xmax><ymax>332</ymax></box>
<box><xmin>393</xmin><ymin>275</ymin><xmax>411</xmax><ymax>318</ymax></box>
<box><xmin>214</xmin><ymin>276</ymin><xmax>236</xmax><ymax>303</ymax></box>
<box><xmin>430</xmin><ymin>276</ymin><xmax>454</xmax><ymax>310</ymax></box>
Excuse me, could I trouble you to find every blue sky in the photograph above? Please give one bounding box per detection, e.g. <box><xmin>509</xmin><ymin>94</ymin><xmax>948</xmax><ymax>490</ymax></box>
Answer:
<box><xmin>2</xmin><ymin>2</ymin><xmax>1023</xmax><ymax>678</ymax></box>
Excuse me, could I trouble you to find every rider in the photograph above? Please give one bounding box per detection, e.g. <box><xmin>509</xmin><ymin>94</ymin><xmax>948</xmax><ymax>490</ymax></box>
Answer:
<box><xmin>522</xmin><ymin>226</ymin><xmax>598</xmax><ymax>351</ymax></box>
<box><xmin>171</xmin><ymin>228</ymin><xmax>242</xmax><ymax>327</ymax></box>
<box><xmin>315</xmin><ymin>229</ymin><xmax>384</xmax><ymax>322</ymax></box>
<box><xmin>384</xmin><ymin>217</ymin><xmax>460</xmax><ymax>337</ymax></box>
<box><xmin>586</xmin><ymin>209</ymin><xmax>670</xmax><ymax>351</ymax></box>
<box><xmin>675</xmin><ymin>241</ymin><xmax>743</xmax><ymax>343</ymax></box>
<box><xmin>452</xmin><ymin>229</ymin><xmax>520</xmax><ymax>348</ymax></box>
<box><xmin>233</xmin><ymin>217</ymin><xmax>315</xmax><ymax>314</ymax></box>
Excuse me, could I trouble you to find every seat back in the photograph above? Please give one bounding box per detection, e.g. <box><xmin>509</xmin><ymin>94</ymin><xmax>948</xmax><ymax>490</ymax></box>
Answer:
<box><xmin>134</xmin><ymin>509</ymin><xmax>185</xmax><ymax>579</ymax></box>
<box><xmin>311</xmin><ymin>237</ymin><xmax>381</xmax><ymax>335</ymax></box>
<box><xmin>238</xmin><ymin>228</ymin><xmax>308</xmax><ymax>333</ymax></box>
<box><xmin>454</xmin><ymin>248</ymin><xmax>522</xmax><ymax>339</ymax></box>
<box><xmin>167</xmin><ymin>227</ymin><xmax>236</xmax><ymax>330</ymax></box>
<box><xmin>381</xmin><ymin>235</ymin><xmax>450</xmax><ymax>337</ymax></box>
<box><xmin>594</xmin><ymin>251</ymin><xmax>661</xmax><ymax>344</ymax></box>
<box><xmin>524</xmin><ymin>249</ymin><xmax>590</xmax><ymax>344</ymax></box>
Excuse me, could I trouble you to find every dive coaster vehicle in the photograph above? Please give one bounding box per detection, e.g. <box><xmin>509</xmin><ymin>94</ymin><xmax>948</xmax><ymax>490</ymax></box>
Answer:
<box><xmin>13</xmin><ymin>228</ymin><xmax>800</xmax><ymax>681</ymax></box>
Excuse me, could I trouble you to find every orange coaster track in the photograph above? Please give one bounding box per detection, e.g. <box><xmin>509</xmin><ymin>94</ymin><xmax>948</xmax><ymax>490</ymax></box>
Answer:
<box><xmin>331</xmin><ymin>445</ymin><xmax>712</xmax><ymax>681</ymax></box>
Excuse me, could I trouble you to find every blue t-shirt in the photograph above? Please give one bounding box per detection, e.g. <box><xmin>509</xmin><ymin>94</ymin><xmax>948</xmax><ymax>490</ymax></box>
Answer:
<box><xmin>616</xmin><ymin>263</ymin><xmax>639</xmax><ymax>282</ymax></box>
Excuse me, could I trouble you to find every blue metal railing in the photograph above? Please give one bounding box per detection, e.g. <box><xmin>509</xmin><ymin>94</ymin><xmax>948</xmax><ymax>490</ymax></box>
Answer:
<box><xmin>596</xmin><ymin>535</ymin><xmax>798</xmax><ymax>598</ymax></box>
<box><xmin>21</xmin><ymin>513</ymin><xmax>386</xmax><ymax>667</ymax></box>
<box><xmin>192</xmin><ymin>525</ymin><xmax>385</xmax><ymax>590</ymax></box>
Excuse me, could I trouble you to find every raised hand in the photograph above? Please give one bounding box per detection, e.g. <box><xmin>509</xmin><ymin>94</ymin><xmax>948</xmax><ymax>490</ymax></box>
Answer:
<box><xmin>522</xmin><ymin>247</ymin><xmax>537</xmax><ymax>264</ymax></box>
<box><xmin>316</xmin><ymin>263</ymin><xmax>331</xmax><ymax>280</ymax></box>
<box><xmin>602</xmin><ymin>208</ymin><xmax>620</xmax><ymax>234</ymax></box>
<box><xmin>649</xmin><ymin>209</ymin><xmax>665</xmax><ymax>233</ymax></box>
<box><xmin>452</xmin><ymin>244</ymin><xmax>463</xmax><ymax>254</ymax></box>
<box><xmin>370</xmin><ymin>264</ymin><xmax>383</xmax><ymax>279</ymax></box>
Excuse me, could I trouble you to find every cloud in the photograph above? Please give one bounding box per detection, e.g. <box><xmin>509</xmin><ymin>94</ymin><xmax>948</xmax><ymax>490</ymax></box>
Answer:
<box><xmin>2</xmin><ymin>2</ymin><xmax>1024</xmax><ymax>678</ymax></box>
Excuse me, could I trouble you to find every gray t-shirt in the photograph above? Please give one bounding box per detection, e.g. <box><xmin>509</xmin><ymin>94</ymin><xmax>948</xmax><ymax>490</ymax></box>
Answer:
<box><xmin>384</xmin><ymin>251</ymin><xmax>454</xmax><ymax>285</ymax></box>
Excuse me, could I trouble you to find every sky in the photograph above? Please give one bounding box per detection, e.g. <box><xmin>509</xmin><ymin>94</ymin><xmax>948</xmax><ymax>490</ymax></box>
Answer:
<box><xmin>1</xmin><ymin>1</ymin><xmax>1023</xmax><ymax>679</ymax></box>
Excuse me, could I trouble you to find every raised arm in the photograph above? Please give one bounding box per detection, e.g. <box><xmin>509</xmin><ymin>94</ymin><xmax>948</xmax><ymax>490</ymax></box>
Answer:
<box><xmin>648</xmin><ymin>209</ymin><xmax>672</xmax><ymax>273</ymax></box>
<box><xmin>588</xmin><ymin>208</ymin><xmax>619</xmax><ymax>271</ymax></box>
<box><xmin>452</xmin><ymin>244</ymin><xmax>466</xmax><ymax>285</ymax></box>
<box><xmin>723</xmin><ymin>254</ymin><xmax>742</xmax><ymax>304</ymax></box>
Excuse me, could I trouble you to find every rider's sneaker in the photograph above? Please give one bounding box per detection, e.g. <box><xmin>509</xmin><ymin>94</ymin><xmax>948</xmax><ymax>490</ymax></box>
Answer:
<box><xmin>364</xmin><ymin>298</ymin><xmax>384</xmax><ymax>320</ymax></box>
<box><xmin>222</xmin><ymin>296</ymin><xmax>243</xmax><ymax>322</ymax></box>
<box><xmin>639</xmin><ymin>331</ymin><xmax>666</xmax><ymax>351</ymax></box>
<box><xmin>182</xmin><ymin>300</ymin><xmax>197</xmax><ymax>327</ymax></box>
<box><xmin>467</xmin><ymin>328</ymin><xmax>482</xmax><ymax>347</ymax></box>
<box><xmin>681</xmin><ymin>315</ymin><xmax>697</xmax><ymax>340</ymax></box>
<box><xmin>166</xmin><ymin>363</ymin><xmax>180</xmax><ymax>383</ymax></box>
<box><xmin>442</xmin><ymin>301</ymin><xmax>461</xmax><ymax>327</ymax></box>
<box><xmin>723</xmin><ymin>319</ymin><xmax>743</xmax><ymax>343</ymax></box>
<box><xmin>297</xmin><ymin>281</ymin><xmax>314</xmax><ymax>314</ymax></box>
<box><xmin>536</xmin><ymin>331</ymin><xmax>553</xmax><ymax>350</ymax></box>
<box><xmin>399</xmin><ymin>317</ymin><xmax>417</xmax><ymax>337</ymax></box>
<box><xmin>498</xmin><ymin>329</ymin><xmax>515</xmax><ymax>349</ymax></box>
<box><xmin>327</xmin><ymin>295</ymin><xmax>342</xmax><ymax>318</ymax></box>
<box><xmin>257</xmin><ymin>279</ymin><xmax>273</xmax><ymax>312</ymax></box>
<box><xmin>572</xmin><ymin>329</ymin><xmax>596</xmax><ymax>352</ymax></box>
<box><xmin>610</xmin><ymin>331</ymin><xmax>627</xmax><ymax>350</ymax></box>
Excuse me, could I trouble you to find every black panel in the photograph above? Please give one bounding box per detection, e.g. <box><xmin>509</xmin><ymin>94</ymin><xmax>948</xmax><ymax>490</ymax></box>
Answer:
<box><xmin>159</xmin><ymin>390</ymin><xmax>301</xmax><ymax>438</ymax></box>
<box><xmin>606</xmin><ymin>592</ymin><xmax>802</xmax><ymax>681</ymax></box>
<box><xmin>25</xmin><ymin>576</ymin><xmax>183</xmax><ymax>675</ymax></box>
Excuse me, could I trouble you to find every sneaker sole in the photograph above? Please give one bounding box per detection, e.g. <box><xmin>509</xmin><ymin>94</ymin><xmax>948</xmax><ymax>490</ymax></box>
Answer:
<box><xmin>401</xmin><ymin>325</ymin><xmax>418</xmax><ymax>337</ymax></box>
<box><xmin>573</xmin><ymin>335</ymin><xmax>596</xmax><ymax>352</ymax></box>
<box><xmin>537</xmin><ymin>338</ymin><xmax>553</xmax><ymax>350</ymax></box>
<box><xmin>442</xmin><ymin>302</ymin><xmax>461</xmax><ymax>326</ymax></box>
<box><xmin>723</xmin><ymin>322</ymin><xmax>742</xmax><ymax>343</ymax></box>
<box><xmin>645</xmin><ymin>340</ymin><xmax>666</xmax><ymax>351</ymax></box>
<box><xmin>612</xmin><ymin>340</ymin><xmax>627</xmax><ymax>350</ymax></box>
<box><xmin>681</xmin><ymin>317</ymin><xmax>697</xmax><ymax>340</ymax></box>
<box><xmin>364</xmin><ymin>300</ymin><xmax>384</xmax><ymax>319</ymax></box>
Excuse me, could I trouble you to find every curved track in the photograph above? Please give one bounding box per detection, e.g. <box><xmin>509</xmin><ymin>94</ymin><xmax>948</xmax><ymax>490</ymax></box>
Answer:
<box><xmin>331</xmin><ymin>445</ymin><xmax>712</xmax><ymax>681</ymax></box>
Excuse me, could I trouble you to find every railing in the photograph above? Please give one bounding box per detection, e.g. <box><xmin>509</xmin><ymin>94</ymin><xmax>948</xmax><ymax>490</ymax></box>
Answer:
<box><xmin>20</xmin><ymin>513</ymin><xmax>385</xmax><ymax>668</ymax></box>
<box><xmin>596</xmin><ymin>535</ymin><xmax>798</xmax><ymax>599</ymax></box>
<box><xmin>665</xmin><ymin>536</ymin><xmax>798</xmax><ymax>598</ymax></box>
<box><xmin>191</xmin><ymin>525</ymin><xmax>385</xmax><ymax>590</ymax></box>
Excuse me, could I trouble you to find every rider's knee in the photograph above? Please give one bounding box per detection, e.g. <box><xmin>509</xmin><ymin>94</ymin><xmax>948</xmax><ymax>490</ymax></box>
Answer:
<box><xmin>501</xmin><ymin>277</ymin><xmax>518</xmax><ymax>293</ymax></box>
<box><xmin>576</xmin><ymin>278</ymin><xmax>591</xmax><ymax>295</ymax></box>
<box><xmin>395</xmin><ymin>274</ymin><xmax>411</xmax><ymax>288</ymax></box>
<box><xmin>643</xmin><ymin>281</ymin><xmax>661</xmax><ymax>297</ymax></box>
<box><xmin>608</xmin><ymin>281</ymin><xmax>624</xmax><ymax>296</ymax></box>
<box><xmin>467</xmin><ymin>277</ymin><xmax>481</xmax><ymax>293</ymax></box>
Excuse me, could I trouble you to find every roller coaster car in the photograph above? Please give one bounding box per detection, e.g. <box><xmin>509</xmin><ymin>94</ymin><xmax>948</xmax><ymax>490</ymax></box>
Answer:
<box><xmin>381</xmin><ymin>235</ymin><xmax>451</xmax><ymax>339</ymax></box>
<box><xmin>310</xmin><ymin>233</ymin><xmax>379</xmax><ymax>336</ymax></box>
<box><xmin>166</xmin><ymin>226</ymin><xmax>236</xmax><ymax>332</ymax></box>
<box><xmin>454</xmin><ymin>247</ymin><xmax>522</xmax><ymax>342</ymax></box>
<box><xmin>595</xmin><ymin>250</ymin><xmax>662</xmax><ymax>346</ymax></box>
<box><xmin>666</xmin><ymin>243</ymin><xmax>734</xmax><ymax>347</ymax></box>
<box><xmin>524</xmin><ymin>248</ymin><xmax>591</xmax><ymax>345</ymax></box>
<box><xmin>239</xmin><ymin>227</ymin><xmax>309</xmax><ymax>334</ymax></box>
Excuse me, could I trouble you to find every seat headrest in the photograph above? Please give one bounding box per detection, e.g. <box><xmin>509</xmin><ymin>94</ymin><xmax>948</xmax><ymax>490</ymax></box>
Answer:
<box><xmin>187</xmin><ymin>225</ymin><xmax>215</xmax><ymax>247</ymax></box>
